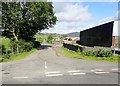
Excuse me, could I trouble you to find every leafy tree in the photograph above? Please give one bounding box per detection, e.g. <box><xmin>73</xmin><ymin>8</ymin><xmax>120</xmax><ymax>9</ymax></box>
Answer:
<box><xmin>2</xmin><ymin>2</ymin><xmax>57</xmax><ymax>53</ymax></box>
<box><xmin>34</xmin><ymin>34</ymin><xmax>43</xmax><ymax>44</ymax></box>
<box><xmin>46</xmin><ymin>34</ymin><xmax>53</xmax><ymax>44</ymax></box>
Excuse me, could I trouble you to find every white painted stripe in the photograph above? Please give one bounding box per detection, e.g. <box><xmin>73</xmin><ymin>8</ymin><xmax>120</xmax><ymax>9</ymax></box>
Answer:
<box><xmin>46</xmin><ymin>71</ymin><xmax>60</xmax><ymax>74</ymax></box>
<box><xmin>95</xmin><ymin>72</ymin><xmax>109</xmax><ymax>74</ymax></box>
<box><xmin>91</xmin><ymin>70</ymin><xmax>95</xmax><ymax>72</ymax></box>
<box><xmin>112</xmin><ymin>68</ymin><xmax>118</xmax><ymax>71</ymax></box>
<box><xmin>45</xmin><ymin>61</ymin><xmax>47</xmax><ymax>69</ymax></box>
<box><xmin>70</xmin><ymin>73</ymin><xmax>86</xmax><ymax>75</ymax></box>
<box><xmin>68</xmin><ymin>70</ymin><xmax>80</xmax><ymax>73</ymax></box>
<box><xmin>13</xmin><ymin>77</ymin><xmax>28</xmax><ymax>79</ymax></box>
<box><xmin>95</xmin><ymin>69</ymin><xmax>103</xmax><ymax>71</ymax></box>
<box><xmin>46</xmin><ymin>74</ymin><xmax>63</xmax><ymax>77</ymax></box>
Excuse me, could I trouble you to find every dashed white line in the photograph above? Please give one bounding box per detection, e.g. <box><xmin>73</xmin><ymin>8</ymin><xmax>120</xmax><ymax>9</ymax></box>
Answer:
<box><xmin>95</xmin><ymin>72</ymin><xmax>109</xmax><ymax>74</ymax></box>
<box><xmin>91</xmin><ymin>70</ymin><xmax>95</xmax><ymax>72</ymax></box>
<box><xmin>112</xmin><ymin>68</ymin><xmax>118</xmax><ymax>71</ymax></box>
<box><xmin>70</xmin><ymin>73</ymin><xmax>86</xmax><ymax>75</ymax></box>
<box><xmin>46</xmin><ymin>74</ymin><xmax>63</xmax><ymax>77</ymax></box>
<box><xmin>94</xmin><ymin>69</ymin><xmax>103</xmax><ymax>71</ymax></box>
<box><xmin>45</xmin><ymin>61</ymin><xmax>47</xmax><ymax>69</ymax></box>
<box><xmin>68</xmin><ymin>70</ymin><xmax>86</xmax><ymax>75</ymax></box>
<box><xmin>68</xmin><ymin>70</ymin><xmax>80</xmax><ymax>73</ymax></box>
<box><xmin>13</xmin><ymin>77</ymin><xmax>28</xmax><ymax>79</ymax></box>
<box><xmin>46</xmin><ymin>71</ymin><xmax>60</xmax><ymax>74</ymax></box>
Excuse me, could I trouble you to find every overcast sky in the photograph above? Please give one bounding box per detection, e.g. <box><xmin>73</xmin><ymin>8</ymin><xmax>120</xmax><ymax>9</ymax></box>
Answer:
<box><xmin>41</xmin><ymin>1</ymin><xmax>119</xmax><ymax>34</ymax></box>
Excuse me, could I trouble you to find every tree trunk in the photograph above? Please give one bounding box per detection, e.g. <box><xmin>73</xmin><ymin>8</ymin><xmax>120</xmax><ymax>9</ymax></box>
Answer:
<box><xmin>16</xmin><ymin>43</ymin><xmax>19</xmax><ymax>54</ymax></box>
<box><xmin>12</xmin><ymin>28</ymin><xmax>19</xmax><ymax>54</ymax></box>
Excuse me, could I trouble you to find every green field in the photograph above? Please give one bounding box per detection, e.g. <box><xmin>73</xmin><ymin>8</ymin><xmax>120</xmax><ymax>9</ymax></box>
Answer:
<box><xmin>0</xmin><ymin>36</ymin><xmax>11</xmax><ymax>49</ymax></box>
<box><xmin>35</xmin><ymin>33</ymin><xmax>62</xmax><ymax>44</ymax></box>
<box><xmin>57</xmin><ymin>48</ymin><xmax>119</xmax><ymax>62</ymax></box>
<box><xmin>2</xmin><ymin>49</ymin><xmax>37</xmax><ymax>62</ymax></box>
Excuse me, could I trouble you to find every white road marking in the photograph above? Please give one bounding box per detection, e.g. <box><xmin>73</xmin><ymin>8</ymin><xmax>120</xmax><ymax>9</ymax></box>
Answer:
<box><xmin>112</xmin><ymin>68</ymin><xmax>118</xmax><ymax>71</ymax></box>
<box><xmin>45</xmin><ymin>61</ymin><xmax>47</xmax><ymax>69</ymax></box>
<box><xmin>95</xmin><ymin>69</ymin><xmax>103</xmax><ymax>71</ymax></box>
<box><xmin>46</xmin><ymin>71</ymin><xmax>61</xmax><ymax>74</ymax></box>
<box><xmin>68</xmin><ymin>70</ymin><xmax>80</xmax><ymax>73</ymax></box>
<box><xmin>13</xmin><ymin>77</ymin><xmax>28</xmax><ymax>79</ymax></box>
<box><xmin>95</xmin><ymin>72</ymin><xmax>109</xmax><ymax>74</ymax></box>
<box><xmin>46</xmin><ymin>74</ymin><xmax>63</xmax><ymax>77</ymax></box>
<box><xmin>91</xmin><ymin>70</ymin><xmax>95</xmax><ymax>72</ymax></box>
<box><xmin>70</xmin><ymin>73</ymin><xmax>86</xmax><ymax>75</ymax></box>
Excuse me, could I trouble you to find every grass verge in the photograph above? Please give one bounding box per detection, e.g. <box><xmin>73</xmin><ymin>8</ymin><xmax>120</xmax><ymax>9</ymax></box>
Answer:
<box><xmin>57</xmin><ymin>48</ymin><xmax>119</xmax><ymax>62</ymax></box>
<box><xmin>2</xmin><ymin>49</ymin><xmax>37</xmax><ymax>62</ymax></box>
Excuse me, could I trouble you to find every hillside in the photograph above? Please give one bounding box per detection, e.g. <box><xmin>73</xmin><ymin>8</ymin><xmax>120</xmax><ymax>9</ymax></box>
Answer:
<box><xmin>66</xmin><ymin>32</ymin><xmax>80</xmax><ymax>37</ymax></box>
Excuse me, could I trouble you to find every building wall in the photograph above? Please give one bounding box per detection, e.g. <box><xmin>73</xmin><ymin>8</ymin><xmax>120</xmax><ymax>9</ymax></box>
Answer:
<box><xmin>113</xmin><ymin>36</ymin><xmax>120</xmax><ymax>48</ymax></box>
<box><xmin>112</xmin><ymin>36</ymin><xmax>115</xmax><ymax>47</ymax></box>
<box><xmin>80</xmin><ymin>21</ymin><xmax>114</xmax><ymax>47</ymax></box>
<box><xmin>112</xmin><ymin>20</ymin><xmax>120</xmax><ymax>49</ymax></box>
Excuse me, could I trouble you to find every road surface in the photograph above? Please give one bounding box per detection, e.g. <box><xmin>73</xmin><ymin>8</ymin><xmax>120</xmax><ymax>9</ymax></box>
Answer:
<box><xmin>1</xmin><ymin>45</ymin><xmax>119</xmax><ymax>84</ymax></box>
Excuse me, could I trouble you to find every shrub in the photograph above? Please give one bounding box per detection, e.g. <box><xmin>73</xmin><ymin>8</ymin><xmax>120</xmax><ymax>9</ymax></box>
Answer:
<box><xmin>19</xmin><ymin>40</ymin><xmax>33</xmax><ymax>52</ymax></box>
<box><xmin>7</xmin><ymin>49</ymin><xmax>12</xmax><ymax>54</ymax></box>
<box><xmin>1</xmin><ymin>53</ymin><xmax>12</xmax><ymax>62</ymax></box>
<box><xmin>33</xmin><ymin>41</ymin><xmax>41</xmax><ymax>48</ymax></box>
<box><xmin>82</xmin><ymin>50</ymin><xmax>95</xmax><ymax>56</ymax></box>
<box><xmin>0</xmin><ymin>44</ymin><xmax>6</xmax><ymax>54</ymax></box>
<box><xmin>96</xmin><ymin>49</ymin><xmax>113</xmax><ymax>57</ymax></box>
<box><xmin>9</xmin><ymin>40</ymin><xmax>18</xmax><ymax>54</ymax></box>
<box><xmin>82</xmin><ymin>49</ymin><xmax>113</xmax><ymax>57</ymax></box>
<box><xmin>2</xmin><ymin>53</ymin><xmax>12</xmax><ymax>59</ymax></box>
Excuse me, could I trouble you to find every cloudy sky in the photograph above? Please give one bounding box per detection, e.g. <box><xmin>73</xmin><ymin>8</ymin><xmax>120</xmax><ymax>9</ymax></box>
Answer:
<box><xmin>41</xmin><ymin>1</ymin><xmax>119</xmax><ymax>34</ymax></box>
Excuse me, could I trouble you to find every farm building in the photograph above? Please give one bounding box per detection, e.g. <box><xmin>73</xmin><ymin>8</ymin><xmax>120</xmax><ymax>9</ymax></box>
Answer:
<box><xmin>79</xmin><ymin>20</ymin><xmax>120</xmax><ymax>49</ymax></box>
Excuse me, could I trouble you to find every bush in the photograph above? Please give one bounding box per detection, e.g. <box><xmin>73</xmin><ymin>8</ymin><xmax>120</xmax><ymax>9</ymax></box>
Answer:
<box><xmin>33</xmin><ymin>41</ymin><xmax>41</xmax><ymax>48</ymax></box>
<box><xmin>82</xmin><ymin>49</ymin><xmax>113</xmax><ymax>57</ymax></box>
<box><xmin>82</xmin><ymin>50</ymin><xmax>96</xmax><ymax>56</ymax></box>
<box><xmin>2</xmin><ymin>53</ymin><xmax>12</xmax><ymax>59</ymax></box>
<box><xmin>7</xmin><ymin>49</ymin><xmax>12</xmax><ymax>54</ymax></box>
<box><xmin>0</xmin><ymin>44</ymin><xmax>6</xmax><ymax>54</ymax></box>
<box><xmin>96</xmin><ymin>49</ymin><xmax>113</xmax><ymax>57</ymax></box>
<box><xmin>19</xmin><ymin>40</ymin><xmax>33</xmax><ymax>52</ymax></box>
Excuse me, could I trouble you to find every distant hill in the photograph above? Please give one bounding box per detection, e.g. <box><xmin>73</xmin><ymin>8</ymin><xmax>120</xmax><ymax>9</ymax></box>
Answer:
<box><xmin>66</xmin><ymin>32</ymin><xmax>80</xmax><ymax>37</ymax></box>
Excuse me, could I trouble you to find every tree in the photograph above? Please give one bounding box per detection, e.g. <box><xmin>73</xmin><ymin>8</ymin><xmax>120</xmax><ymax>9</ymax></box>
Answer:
<box><xmin>2</xmin><ymin>2</ymin><xmax>57</xmax><ymax>54</ymax></box>
<box><xmin>47</xmin><ymin>34</ymin><xmax>53</xmax><ymax>44</ymax></box>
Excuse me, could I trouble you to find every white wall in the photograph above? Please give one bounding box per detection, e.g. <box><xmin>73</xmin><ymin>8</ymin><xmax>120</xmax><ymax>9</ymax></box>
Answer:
<box><xmin>113</xmin><ymin>20</ymin><xmax>120</xmax><ymax>36</ymax></box>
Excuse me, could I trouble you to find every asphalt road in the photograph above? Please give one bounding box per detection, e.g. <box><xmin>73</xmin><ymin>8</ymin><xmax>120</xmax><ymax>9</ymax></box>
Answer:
<box><xmin>1</xmin><ymin>45</ymin><xmax>119</xmax><ymax>84</ymax></box>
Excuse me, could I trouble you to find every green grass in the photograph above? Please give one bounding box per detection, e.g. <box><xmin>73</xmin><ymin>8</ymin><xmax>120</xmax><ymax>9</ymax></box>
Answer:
<box><xmin>0</xmin><ymin>36</ymin><xmax>11</xmax><ymax>49</ymax></box>
<box><xmin>2</xmin><ymin>49</ymin><xmax>37</xmax><ymax>62</ymax></box>
<box><xmin>57</xmin><ymin>48</ymin><xmax>119</xmax><ymax>62</ymax></box>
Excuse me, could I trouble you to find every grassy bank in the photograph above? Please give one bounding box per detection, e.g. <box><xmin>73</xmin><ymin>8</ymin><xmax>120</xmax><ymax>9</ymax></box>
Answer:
<box><xmin>0</xmin><ymin>36</ymin><xmax>11</xmax><ymax>49</ymax></box>
<box><xmin>2</xmin><ymin>49</ymin><xmax>37</xmax><ymax>62</ymax></box>
<box><xmin>57</xmin><ymin>48</ymin><xmax>119</xmax><ymax>62</ymax></box>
